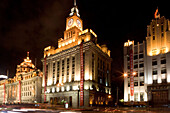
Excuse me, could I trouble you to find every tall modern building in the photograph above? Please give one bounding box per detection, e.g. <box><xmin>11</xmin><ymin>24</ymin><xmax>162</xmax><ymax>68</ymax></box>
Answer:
<box><xmin>124</xmin><ymin>40</ymin><xmax>147</xmax><ymax>104</ymax></box>
<box><xmin>124</xmin><ymin>9</ymin><xmax>170</xmax><ymax>106</ymax></box>
<box><xmin>0</xmin><ymin>53</ymin><xmax>42</xmax><ymax>104</ymax></box>
<box><xmin>41</xmin><ymin>1</ymin><xmax>112</xmax><ymax>108</ymax></box>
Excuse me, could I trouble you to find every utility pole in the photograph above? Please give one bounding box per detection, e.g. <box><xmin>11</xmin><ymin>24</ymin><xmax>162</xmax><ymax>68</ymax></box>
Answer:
<box><xmin>117</xmin><ymin>87</ymin><xmax>118</xmax><ymax>107</ymax></box>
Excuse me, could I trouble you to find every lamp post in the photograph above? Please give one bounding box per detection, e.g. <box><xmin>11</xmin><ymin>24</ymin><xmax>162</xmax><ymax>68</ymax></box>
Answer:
<box><xmin>124</xmin><ymin>72</ymin><xmax>136</xmax><ymax>101</ymax></box>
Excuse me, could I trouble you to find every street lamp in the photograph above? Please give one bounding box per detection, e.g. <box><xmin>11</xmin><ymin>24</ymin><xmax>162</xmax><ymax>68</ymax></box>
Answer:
<box><xmin>123</xmin><ymin>73</ymin><xmax>127</xmax><ymax>77</ymax></box>
<box><xmin>133</xmin><ymin>72</ymin><xmax>136</xmax><ymax>76</ymax></box>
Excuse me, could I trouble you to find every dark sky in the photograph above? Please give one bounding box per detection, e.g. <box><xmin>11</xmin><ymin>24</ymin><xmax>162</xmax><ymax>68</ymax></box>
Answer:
<box><xmin>0</xmin><ymin>0</ymin><xmax>168</xmax><ymax>77</ymax></box>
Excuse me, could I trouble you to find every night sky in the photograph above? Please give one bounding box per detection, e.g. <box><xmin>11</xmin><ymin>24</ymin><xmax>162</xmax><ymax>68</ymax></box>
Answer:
<box><xmin>0</xmin><ymin>0</ymin><xmax>168</xmax><ymax>78</ymax></box>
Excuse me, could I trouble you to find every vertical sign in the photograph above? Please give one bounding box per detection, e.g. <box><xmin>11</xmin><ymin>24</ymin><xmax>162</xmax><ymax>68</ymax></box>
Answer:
<box><xmin>129</xmin><ymin>47</ymin><xmax>134</xmax><ymax>97</ymax></box>
<box><xmin>19</xmin><ymin>80</ymin><xmax>21</xmax><ymax>103</ymax></box>
<box><xmin>80</xmin><ymin>42</ymin><xmax>84</xmax><ymax>106</ymax></box>
<box><xmin>44</xmin><ymin>57</ymin><xmax>47</xmax><ymax>102</ymax></box>
<box><xmin>3</xmin><ymin>83</ymin><xmax>5</xmax><ymax>103</ymax></box>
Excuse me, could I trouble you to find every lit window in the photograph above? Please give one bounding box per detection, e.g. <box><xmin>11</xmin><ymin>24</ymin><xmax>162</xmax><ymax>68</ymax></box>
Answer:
<box><xmin>100</xmin><ymin>79</ymin><xmax>102</xmax><ymax>84</ymax></box>
<box><xmin>161</xmin><ymin>68</ymin><xmax>166</xmax><ymax>74</ymax></box>
<box><xmin>153</xmin><ymin>70</ymin><xmax>157</xmax><ymax>75</ymax></box>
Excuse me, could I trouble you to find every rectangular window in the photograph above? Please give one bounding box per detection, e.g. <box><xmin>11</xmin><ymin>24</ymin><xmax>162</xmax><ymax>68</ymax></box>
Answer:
<box><xmin>134</xmin><ymin>64</ymin><xmax>138</xmax><ymax>68</ymax></box>
<box><xmin>53</xmin><ymin>63</ymin><xmax>55</xmax><ymax>79</ymax></box>
<box><xmin>128</xmin><ymin>66</ymin><xmax>130</xmax><ymax>70</ymax></box>
<box><xmin>127</xmin><ymin>56</ymin><xmax>130</xmax><ymax>61</ymax></box>
<box><xmin>134</xmin><ymin>72</ymin><xmax>138</xmax><ymax>77</ymax></box>
<box><xmin>161</xmin><ymin>68</ymin><xmax>166</xmax><ymax>74</ymax></box>
<box><xmin>92</xmin><ymin>53</ymin><xmax>95</xmax><ymax>79</ymax></box>
<box><xmin>67</xmin><ymin>58</ymin><xmax>69</xmax><ymax>82</ymax></box>
<box><xmin>139</xmin><ymin>54</ymin><xmax>143</xmax><ymax>59</ymax></box>
<box><xmin>162</xmin><ymin>33</ymin><xmax>164</xmax><ymax>37</ymax></box>
<box><xmin>100</xmin><ymin>78</ymin><xmax>102</xmax><ymax>84</ymax></box>
<box><xmin>153</xmin><ymin>70</ymin><xmax>157</xmax><ymax>75</ymax></box>
<box><xmin>134</xmin><ymin>55</ymin><xmax>138</xmax><ymax>60</ymax></box>
<box><xmin>61</xmin><ymin>60</ymin><xmax>65</xmax><ymax>83</ymax></box>
<box><xmin>140</xmin><ymin>72</ymin><xmax>144</xmax><ymax>76</ymax></box>
<box><xmin>134</xmin><ymin>93</ymin><xmax>138</xmax><ymax>101</ymax></box>
<box><xmin>140</xmin><ymin>92</ymin><xmax>144</xmax><ymax>101</ymax></box>
<box><xmin>161</xmin><ymin>25</ymin><xmax>164</xmax><ymax>32</ymax></box>
<box><xmin>152</xmin><ymin>61</ymin><xmax>157</xmax><ymax>66</ymax></box>
<box><xmin>161</xmin><ymin>59</ymin><xmax>166</xmax><ymax>64</ymax></box>
<box><xmin>57</xmin><ymin>61</ymin><xmax>60</xmax><ymax>83</ymax></box>
<box><xmin>153</xmin><ymin>80</ymin><xmax>157</xmax><ymax>84</ymax></box>
<box><xmin>62</xmin><ymin>60</ymin><xmax>64</xmax><ymax>76</ymax></box>
<box><xmin>72</xmin><ymin>56</ymin><xmax>75</xmax><ymax>81</ymax></box>
<box><xmin>70</xmin><ymin>85</ymin><xmax>72</xmax><ymax>91</ymax></box>
<box><xmin>134</xmin><ymin>81</ymin><xmax>138</xmax><ymax>86</ymax></box>
<box><xmin>162</xmin><ymin>79</ymin><xmax>167</xmax><ymax>83</ymax></box>
<box><xmin>139</xmin><ymin>63</ymin><xmax>144</xmax><ymax>68</ymax></box>
<box><xmin>140</xmin><ymin>81</ymin><xmax>144</xmax><ymax>86</ymax></box>
<box><xmin>128</xmin><ymin>94</ymin><xmax>130</xmax><ymax>101</ymax></box>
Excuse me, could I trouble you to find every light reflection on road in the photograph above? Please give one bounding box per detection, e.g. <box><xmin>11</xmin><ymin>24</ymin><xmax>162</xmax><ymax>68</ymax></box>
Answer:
<box><xmin>1</xmin><ymin>108</ymin><xmax>170</xmax><ymax>113</ymax></box>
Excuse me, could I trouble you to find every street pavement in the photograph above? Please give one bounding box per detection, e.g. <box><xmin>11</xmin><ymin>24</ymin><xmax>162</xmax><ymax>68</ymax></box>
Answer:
<box><xmin>1</xmin><ymin>105</ymin><xmax>170</xmax><ymax>113</ymax></box>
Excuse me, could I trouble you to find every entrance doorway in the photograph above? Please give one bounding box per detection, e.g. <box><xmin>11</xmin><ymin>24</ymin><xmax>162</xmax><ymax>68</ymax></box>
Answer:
<box><xmin>50</xmin><ymin>98</ymin><xmax>53</xmax><ymax>104</ymax></box>
<box><xmin>54</xmin><ymin>97</ymin><xmax>57</xmax><ymax>105</ymax></box>
<box><xmin>152</xmin><ymin>90</ymin><xmax>168</xmax><ymax>106</ymax></box>
<box><xmin>69</xmin><ymin>96</ymin><xmax>72</xmax><ymax>107</ymax></box>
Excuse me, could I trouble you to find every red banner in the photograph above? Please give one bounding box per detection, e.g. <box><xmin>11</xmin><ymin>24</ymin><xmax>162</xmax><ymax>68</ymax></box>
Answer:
<box><xmin>80</xmin><ymin>42</ymin><xmax>84</xmax><ymax>106</ymax></box>
<box><xmin>130</xmin><ymin>49</ymin><xmax>134</xmax><ymax>96</ymax></box>
<box><xmin>44</xmin><ymin>57</ymin><xmax>47</xmax><ymax>102</ymax></box>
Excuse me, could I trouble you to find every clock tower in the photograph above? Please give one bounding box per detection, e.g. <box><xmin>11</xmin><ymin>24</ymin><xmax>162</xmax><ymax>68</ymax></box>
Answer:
<box><xmin>64</xmin><ymin>0</ymin><xmax>83</xmax><ymax>40</ymax></box>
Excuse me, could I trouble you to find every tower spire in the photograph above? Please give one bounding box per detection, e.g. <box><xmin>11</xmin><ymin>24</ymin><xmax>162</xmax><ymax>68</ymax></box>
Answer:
<box><xmin>154</xmin><ymin>7</ymin><xmax>160</xmax><ymax>19</ymax></box>
<box><xmin>27</xmin><ymin>52</ymin><xmax>29</xmax><ymax>59</ymax></box>
<box><xmin>74</xmin><ymin>0</ymin><xmax>76</xmax><ymax>6</ymax></box>
<box><xmin>69</xmin><ymin>0</ymin><xmax>80</xmax><ymax>17</ymax></box>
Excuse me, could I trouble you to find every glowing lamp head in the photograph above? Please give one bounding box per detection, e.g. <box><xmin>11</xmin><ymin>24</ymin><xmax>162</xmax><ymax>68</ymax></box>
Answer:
<box><xmin>108</xmin><ymin>95</ymin><xmax>111</xmax><ymax>98</ymax></box>
<box><xmin>133</xmin><ymin>72</ymin><xmax>136</xmax><ymax>76</ymax></box>
<box><xmin>124</xmin><ymin>73</ymin><xmax>127</xmax><ymax>77</ymax></box>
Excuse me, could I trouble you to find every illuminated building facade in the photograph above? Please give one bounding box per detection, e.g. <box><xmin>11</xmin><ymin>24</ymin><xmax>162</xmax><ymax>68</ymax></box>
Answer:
<box><xmin>0</xmin><ymin>53</ymin><xmax>42</xmax><ymax>104</ymax></box>
<box><xmin>124</xmin><ymin>9</ymin><xmax>170</xmax><ymax>106</ymax></box>
<box><xmin>124</xmin><ymin>40</ymin><xmax>147</xmax><ymax>104</ymax></box>
<box><xmin>42</xmin><ymin>2</ymin><xmax>112</xmax><ymax>108</ymax></box>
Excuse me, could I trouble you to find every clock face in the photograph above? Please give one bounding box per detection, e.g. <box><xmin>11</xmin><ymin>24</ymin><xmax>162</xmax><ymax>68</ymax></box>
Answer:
<box><xmin>77</xmin><ymin>19</ymin><xmax>81</xmax><ymax>28</ymax></box>
<box><xmin>68</xmin><ymin>18</ymin><xmax>73</xmax><ymax>27</ymax></box>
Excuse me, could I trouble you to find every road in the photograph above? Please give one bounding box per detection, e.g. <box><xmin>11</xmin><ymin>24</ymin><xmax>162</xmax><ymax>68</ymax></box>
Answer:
<box><xmin>1</xmin><ymin>106</ymin><xmax>170</xmax><ymax>113</ymax></box>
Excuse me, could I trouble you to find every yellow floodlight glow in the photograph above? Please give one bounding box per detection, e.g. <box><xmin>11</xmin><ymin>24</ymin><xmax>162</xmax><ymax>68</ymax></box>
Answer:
<box><xmin>124</xmin><ymin>40</ymin><xmax>133</xmax><ymax>47</ymax></box>
<box><xmin>44</xmin><ymin>46</ymin><xmax>51</xmax><ymax>51</ymax></box>
<box><xmin>79</xmin><ymin>29</ymin><xmax>89</xmax><ymax>36</ymax></box>
<box><xmin>90</xmin><ymin>29</ymin><xmax>97</xmax><ymax>37</ymax></box>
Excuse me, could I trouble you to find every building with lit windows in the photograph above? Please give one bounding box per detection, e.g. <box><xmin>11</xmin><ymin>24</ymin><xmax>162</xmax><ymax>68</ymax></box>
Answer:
<box><xmin>41</xmin><ymin>1</ymin><xmax>112</xmax><ymax>108</ymax></box>
<box><xmin>124</xmin><ymin>9</ymin><xmax>170</xmax><ymax>106</ymax></box>
<box><xmin>124</xmin><ymin>40</ymin><xmax>147</xmax><ymax>105</ymax></box>
<box><xmin>0</xmin><ymin>53</ymin><xmax>42</xmax><ymax>104</ymax></box>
